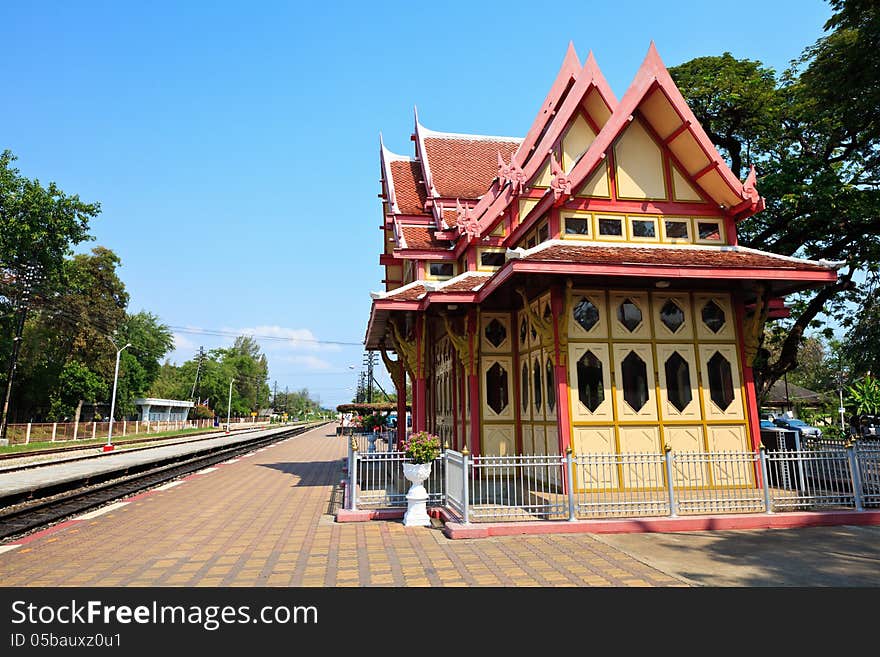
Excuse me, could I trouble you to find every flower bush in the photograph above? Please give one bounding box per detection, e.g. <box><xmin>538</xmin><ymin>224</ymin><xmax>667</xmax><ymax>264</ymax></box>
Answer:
<box><xmin>399</xmin><ymin>431</ymin><xmax>441</xmax><ymax>464</ymax></box>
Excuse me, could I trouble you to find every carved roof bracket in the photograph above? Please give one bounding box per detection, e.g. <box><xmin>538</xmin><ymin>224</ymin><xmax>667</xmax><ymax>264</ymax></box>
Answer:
<box><xmin>743</xmin><ymin>283</ymin><xmax>769</xmax><ymax>367</ymax></box>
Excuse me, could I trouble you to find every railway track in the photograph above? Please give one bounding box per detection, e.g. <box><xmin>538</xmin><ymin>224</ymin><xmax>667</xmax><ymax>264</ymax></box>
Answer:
<box><xmin>0</xmin><ymin>422</ymin><xmax>326</xmax><ymax>542</ymax></box>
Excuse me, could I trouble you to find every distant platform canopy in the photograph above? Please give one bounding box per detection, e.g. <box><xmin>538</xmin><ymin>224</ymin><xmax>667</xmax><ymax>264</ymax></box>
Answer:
<box><xmin>134</xmin><ymin>398</ymin><xmax>194</xmax><ymax>422</ymax></box>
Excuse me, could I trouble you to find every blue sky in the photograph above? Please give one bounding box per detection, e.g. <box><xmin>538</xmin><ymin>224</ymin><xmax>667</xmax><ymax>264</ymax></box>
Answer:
<box><xmin>1</xmin><ymin>1</ymin><xmax>835</xmax><ymax>407</ymax></box>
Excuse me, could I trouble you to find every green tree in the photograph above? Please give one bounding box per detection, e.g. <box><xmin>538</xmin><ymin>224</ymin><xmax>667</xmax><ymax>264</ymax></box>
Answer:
<box><xmin>112</xmin><ymin>311</ymin><xmax>174</xmax><ymax>419</ymax></box>
<box><xmin>48</xmin><ymin>360</ymin><xmax>107</xmax><ymax>423</ymax></box>
<box><xmin>670</xmin><ymin>0</ymin><xmax>880</xmax><ymax>398</ymax></box>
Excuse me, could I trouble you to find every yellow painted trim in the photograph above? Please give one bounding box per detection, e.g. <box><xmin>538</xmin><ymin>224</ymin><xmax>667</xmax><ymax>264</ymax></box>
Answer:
<box><xmin>659</xmin><ymin>216</ymin><xmax>693</xmax><ymax>244</ymax></box>
<box><xmin>626</xmin><ymin>215</ymin><xmax>661</xmax><ymax>243</ymax></box>
<box><xmin>425</xmin><ymin>261</ymin><xmax>457</xmax><ymax>280</ymax></box>
<box><xmin>693</xmin><ymin>217</ymin><xmax>726</xmax><ymax>245</ymax></box>
<box><xmin>476</xmin><ymin>247</ymin><xmax>506</xmax><ymax>272</ymax></box>
<box><xmin>593</xmin><ymin>213</ymin><xmax>628</xmax><ymax>242</ymax></box>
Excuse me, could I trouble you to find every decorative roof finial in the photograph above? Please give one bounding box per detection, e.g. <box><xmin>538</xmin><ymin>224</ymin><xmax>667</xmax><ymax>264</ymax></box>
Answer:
<box><xmin>549</xmin><ymin>152</ymin><xmax>572</xmax><ymax>203</ymax></box>
<box><xmin>743</xmin><ymin>164</ymin><xmax>761</xmax><ymax>205</ymax></box>
<box><xmin>455</xmin><ymin>198</ymin><xmax>480</xmax><ymax>239</ymax></box>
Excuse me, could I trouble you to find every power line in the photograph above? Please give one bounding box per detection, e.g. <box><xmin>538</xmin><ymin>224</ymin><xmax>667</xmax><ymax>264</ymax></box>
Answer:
<box><xmin>167</xmin><ymin>325</ymin><xmax>363</xmax><ymax>347</ymax></box>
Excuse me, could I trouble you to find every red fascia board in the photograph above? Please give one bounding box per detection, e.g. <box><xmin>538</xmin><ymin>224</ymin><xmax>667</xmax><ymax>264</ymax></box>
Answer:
<box><xmin>393</xmin><ymin>214</ymin><xmax>433</xmax><ymax>224</ymax></box>
<box><xmin>517</xmin><ymin>42</ymin><xmax>583</xmax><ymax>163</ymax></box>
<box><xmin>508</xmin><ymin>259</ymin><xmax>838</xmax><ymax>282</ymax></box>
<box><xmin>374</xmin><ymin>300</ymin><xmax>421</xmax><ymax>312</ymax></box>
<box><xmin>392</xmin><ymin>249</ymin><xmax>455</xmax><ymax>260</ymax></box>
<box><xmin>563</xmin><ymin>197</ymin><xmax>719</xmax><ymax>216</ymax></box>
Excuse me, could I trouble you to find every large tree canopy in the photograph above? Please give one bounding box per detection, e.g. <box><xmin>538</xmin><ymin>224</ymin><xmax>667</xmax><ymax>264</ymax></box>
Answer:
<box><xmin>670</xmin><ymin>0</ymin><xmax>880</xmax><ymax>398</ymax></box>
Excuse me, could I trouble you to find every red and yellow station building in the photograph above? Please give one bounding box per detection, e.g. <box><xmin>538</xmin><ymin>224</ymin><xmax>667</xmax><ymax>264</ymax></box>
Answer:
<box><xmin>365</xmin><ymin>43</ymin><xmax>838</xmax><ymax>469</ymax></box>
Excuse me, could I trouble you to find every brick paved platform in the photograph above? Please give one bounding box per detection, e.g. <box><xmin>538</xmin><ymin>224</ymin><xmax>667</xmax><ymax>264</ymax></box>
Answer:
<box><xmin>0</xmin><ymin>425</ymin><xmax>685</xmax><ymax>587</ymax></box>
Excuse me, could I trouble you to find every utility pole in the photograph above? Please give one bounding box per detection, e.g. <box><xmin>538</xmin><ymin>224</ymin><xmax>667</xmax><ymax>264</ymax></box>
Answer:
<box><xmin>106</xmin><ymin>338</ymin><xmax>132</xmax><ymax>451</ymax></box>
<box><xmin>226</xmin><ymin>377</ymin><xmax>234</xmax><ymax>434</ymax></box>
<box><xmin>0</xmin><ymin>263</ymin><xmax>39</xmax><ymax>446</ymax></box>
<box><xmin>190</xmin><ymin>346</ymin><xmax>204</xmax><ymax>402</ymax></box>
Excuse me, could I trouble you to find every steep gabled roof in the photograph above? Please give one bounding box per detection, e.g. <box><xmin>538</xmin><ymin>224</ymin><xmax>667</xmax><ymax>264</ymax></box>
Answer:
<box><xmin>418</xmin><ymin>123</ymin><xmax>522</xmax><ymax>200</ymax></box>
<box><xmin>564</xmin><ymin>43</ymin><xmax>764</xmax><ymax>218</ymax></box>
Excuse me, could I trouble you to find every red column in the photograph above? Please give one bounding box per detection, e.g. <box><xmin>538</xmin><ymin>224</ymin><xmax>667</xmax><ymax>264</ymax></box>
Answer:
<box><xmin>467</xmin><ymin>310</ymin><xmax>480</xmax><ymax>455</ymax></box>
<box><xmin>735</xmin><ymin>298</ymin><xmax>762</xmax><ymax>451</ymax></box>
<box><xmin>413</xmin><ymin>315</ymin><xmax>427</xmax><ymax>432</ymax></box>
<box><xmin>511</xmin><ymin>310</ymin><xmax>523</xmax><ymax>454</ymax></box>
<box><xmin>451</xmin><ymin>355</ymin><xmax>458</xmax><ymax>449</ymax></box>
<box><xmin>551</xmin><ymin>286</ymin><xmax>572</xmax><ymax>456</ymax></box>
<box><xmin>396</xmin><ymin>372</ymin><xmax>407</xmax><ymax>446</ymax></box>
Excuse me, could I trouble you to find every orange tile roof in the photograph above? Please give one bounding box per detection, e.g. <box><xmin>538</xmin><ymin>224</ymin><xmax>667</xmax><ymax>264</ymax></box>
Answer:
<box><xmin>389</xmin><ymin>160</ymin><xmax>428</xmax><ymax>215</ymax></box>
<box><xmin>519</xmin><ymin>244</ymin><xmax>833</xmax><ymax>272</ymax></box>
<box><xmin>378</xmin><ymin>272</ymin><xmax>490</xmax><ymax>302</ymax></box>
<box><xmin>399</xmin><ymin>225</ymin><xmax>453</xmax><ymax>251</ymax></box>
<box><xmin>424</xmin><ymin>136</ymin><xmax>521</xmax><ymax>199</ymax></box>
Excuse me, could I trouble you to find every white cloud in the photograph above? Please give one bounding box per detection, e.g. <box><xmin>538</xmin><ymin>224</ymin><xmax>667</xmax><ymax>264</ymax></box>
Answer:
<box><xmin>231</xmin><ymin>325</ymin><xmax>342</xmax><ymax>353</ymax></box>
<box><xmin>281</xmin><ymin>354</ymin><xmax>334</xmax><ymax>370</ymax></box>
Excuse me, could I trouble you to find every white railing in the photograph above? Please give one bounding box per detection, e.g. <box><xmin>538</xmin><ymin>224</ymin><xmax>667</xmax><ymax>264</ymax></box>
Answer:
<box><xmin>346</xmin><ymin>436</ymin><xmax>880</xmax><ymax>522</ymax></box>
<box><xmin>2</xmin><ymin>418</ymin><xmax>270</xmax><ymax>445</ymax></box>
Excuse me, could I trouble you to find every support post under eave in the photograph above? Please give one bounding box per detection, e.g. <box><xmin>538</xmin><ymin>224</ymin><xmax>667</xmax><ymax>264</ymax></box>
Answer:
<box><xmin>397</xmin><ymin>372</ymin><xmax>407</xmax><ymax>447</ymax></box>
<box><xmin>735</xmin><ymin>297</ymin><xmax>763</xmax><ymax>452</ymax></box>
<box><xmin>467</xmin><ymin>309</ymin><xmax>481</xmax><ymax>456</ymax></box>
<box><xmin>551</xmin><ymin>285</ymin><xmax>573</xmax><ymax>459</ymax></box>
<box><xmin>413</xmin><ymin>315</ymin><xmax>427</xmax><ymax>432</ymax></box>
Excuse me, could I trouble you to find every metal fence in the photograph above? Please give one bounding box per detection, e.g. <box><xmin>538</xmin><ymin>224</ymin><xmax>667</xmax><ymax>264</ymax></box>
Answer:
<box><xmin>346</xmin><ymin>439</ymin><xmax>444</xmax><ymax>511</ymax></box>
<box><xmin>1</xmin><ymin>418</ymin><xmax>259</xmax><ymax>445</ymax></box>
<box><xmin>348</xmin><ymin>438</ymin><xmax>880</xmax><ymax>523</ymax></box>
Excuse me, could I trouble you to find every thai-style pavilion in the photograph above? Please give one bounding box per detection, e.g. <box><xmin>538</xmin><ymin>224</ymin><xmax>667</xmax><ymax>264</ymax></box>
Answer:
<box><xmin>365</xmin><ymin>43</ymin><xmax>839</xmax><ymax>468</ymax></box>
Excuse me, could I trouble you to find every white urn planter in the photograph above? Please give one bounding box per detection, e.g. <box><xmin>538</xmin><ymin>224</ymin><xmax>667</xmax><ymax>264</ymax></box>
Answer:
<box><xmin>402</xmin><ymin>461</ymin><xmax>433</xmax><ymax>527</ymax></box>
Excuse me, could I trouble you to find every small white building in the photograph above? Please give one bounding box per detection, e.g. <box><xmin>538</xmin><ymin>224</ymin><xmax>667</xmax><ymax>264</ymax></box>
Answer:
<box><xmin>134</xmin><ymin>398</ymin><xmax>194</xmax><ymax>422</ymax></box>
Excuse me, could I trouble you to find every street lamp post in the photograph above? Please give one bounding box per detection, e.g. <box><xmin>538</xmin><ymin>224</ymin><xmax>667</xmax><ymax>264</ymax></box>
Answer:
<box><xmin>105</xmin><ymin>339</ymin><xmax>132</xmax><ymax>452</ymax></box>
<box><xmin>226</xmin><ymin>378</ymin><xmax>234</xmax><ymax>434</ymax></box>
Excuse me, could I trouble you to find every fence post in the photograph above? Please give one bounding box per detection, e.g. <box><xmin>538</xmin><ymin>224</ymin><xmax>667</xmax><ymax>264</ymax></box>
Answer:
<box><xmin>664</xmin><ymin>445</ymin><xmax>677</xmax><ymax>518</ymax></box>
<box><xmin>91</xmin><ymin>422</ymin><xmax>96</xmax><ymax>440</ymax></box>
<box><xmin>846</xmin><ymin>441</ymin><xmax>864</xmax><ymax>512</ymax></box>
<box><xmin>759</xmin><ymin>446</ymin><xmax>772</xmax><ymax>514</ymax></box>
<box><xmin>73</xmin><ymin>419</ymin><xmax>79</xmax><ymax>441</ymax></box>
<box><xmin>51</xmin><ymin>423</ymin><xmax>57</xmax><ymax>442</ymax></box>
<box><xmin>461</xmin><ymin>447</ymin><xmax>470</xmax><ymax>524</ymax></box>
<box><xmin>348</xmin><ymin>437</ymin><xmax>358</xmax><ymax>511</ymax></box>
<box><xmin>122</xmin><ymin>420</ymin><xmax>126</xmax><ymax>437</ymax></box>
<box><xmin>25</xmin><ymin>422</ymin><xmax>31</xmax><ymax>445</ymax></box>
<box><xmin>566</xmin><ymin>447</ymin><xmax>576</xmax><ymax>521</ymax></box>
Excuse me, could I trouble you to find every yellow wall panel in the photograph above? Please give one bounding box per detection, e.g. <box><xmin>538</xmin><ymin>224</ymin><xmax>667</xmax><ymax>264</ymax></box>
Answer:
<box><xmin>576</xmin><ymin>163</ymin><xmax>611</xmax><ymax>198</ymax></box>
<box><xmin>693</xmin><ymin>293</ymin><xmax>735</xmax><ymax>341</ymax></box>
<box><xmin>666</xmin><ymin>426</ymin><xmax>709</xmax><ymax>487</ymax></box>
<box><xmin>568</xmin><ymin>289</ymin><xmax>608</xmax><ymax>339</ymax></box>
<box><xmin>614</xmin><ymin>120</ymin><xmax>666</xmax><ymax>200</ymax></box>
<box><xmin>609</xmin><ymin>291</ymin><xmax>651</xmax><ymax>340</ymax></box>
<box><xmin>562</xmin><ymin>114</ymin><xmax>597</xmax><ymax>172</ymax></box>
<box><xmin>651</xmin><ymin>292</ymin><xmax>694</xmax><ymax>340</ymax></box>
<box><xmin>482</xmin><ymin>424</ymin><xmax>515</xmax><ymax>456</ymax></box>
<box><xmin>583</xmin><ymin>89</ymin><xmax>612</xmax><ymax>127</ymax></box>
<box><xmin>618</xmin><ymin>426</ymin><xmax>663</xmax><ymax>488</ymax></box>
<box><xmin>533</xmin><ymin>160</ymin><xmax>552</xmax><ymax>188</ymax></box>
<box><xmin>480</xmin><ymin>356</ymin><xmax>515</xmax><ymax>421</ymax></box>
<box><xmin>568</xmin><ymin>343</ymin><xmax>613</xmax><ymax>422</ymax></box>
<box><xmin>656</xmin><ymin>343</ymin><xmax>701</xmax><ymax>421</ymax></box>
<box><xmin>706</xmin><ymin>426</ymin><xmax>752</xmax><ymax>486</ymax></box>
<box><xmin>518</xmin><ymin>197</ymin><xmax>539</xmax><ymax>223</ymax></box>
<box><xmin>671</xmin><ymin>165</ymin><xmax>703</xmax><ymax>202</ymax></box>
<box><xmin>698</xmin><ymin>344</ymin><xmax>745</xmax><ymax>420</ymax></box>
<box><xmin>572</xmin><ymin>427</ymin><xmax>618</xmax><ymax>491</ymax></box>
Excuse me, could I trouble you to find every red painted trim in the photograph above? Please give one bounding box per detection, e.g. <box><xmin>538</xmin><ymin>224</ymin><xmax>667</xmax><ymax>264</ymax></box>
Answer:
<box><xmin>397</xmin><ymin>372</ymin><xmax>407</xmax><ymax>447</ymax></box>
<box><xmin>606</xmin><ymin>148</ymin><xmax>618</xmax><ymax>201</ymax></box>
<box><xmin>735</xmin><ymin>298</ymin><xmax>762</xmax><ymax>453</ymax></box>
<box><xmin>551</xmin><ymin>287</ymin><xmax>572</xmax><ymax>461</ymax></box>
<box><xmin>442</xmin><ymin>510</ymin><xmax>880</xmax><ymax>539</ymax></box>
<box><xmin>548</xmin><ymin>207</ymin><xmax>561</xmax><ymax>240</ymax></box>
<box><xmin>379</xmin><ymin>254</ymin><xmax>402</xmax><ymax>266</ymax></box>
<box><xmin>662</xmin><ymin>120</ymin><xmax>691</xmax><ymax>144</ymax></box>
<box><xmin>467</xmin><ymin>310</ymin><xmax>480</xmax><ymax>455</ymax></box>
<box><xmin>451</xmin><ymin>354</ymin><xmax>458</xmax><ymax>449</ymax></box>
<box><xmin>506</xmin><ymin>260</ymin><xmax>838</xmax><ymax>283</ymax></box>
<box><xmin>563</xmin><ymin>195</ymin><xmax>718</xmax><ymax>217</ymax></box>
<box><xmin>511</xmin><ymin>310</ymin><xmax>523</xmax><ymax>455</ymax></box>
<box><xmin>12</xmin><ymin>519</ymin><xmax>83</xmax><ymax>545</ymax></box>
<box><xmin>392</xmin><ymin>249</ymin><xmax>456</xmax><ymax>261</ymax></box>
<box><xmin>693</xmin><ymin>161</ymin><xmax>719</xmax><ymax>180</ymax></box>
